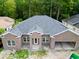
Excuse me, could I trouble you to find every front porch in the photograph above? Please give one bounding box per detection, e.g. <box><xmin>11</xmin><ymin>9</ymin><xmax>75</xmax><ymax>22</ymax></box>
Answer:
<box><xmin>21</xmin><ymin>34</ymin><xmax>50</xmax><ymax>50</ymax></box>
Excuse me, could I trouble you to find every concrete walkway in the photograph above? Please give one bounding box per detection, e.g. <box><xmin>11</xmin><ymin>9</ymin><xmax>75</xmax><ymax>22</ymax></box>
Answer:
<box><xmin>0</xmin><ymin>50</ymin><xmax>12</xmax><ymax>59</ymax></box>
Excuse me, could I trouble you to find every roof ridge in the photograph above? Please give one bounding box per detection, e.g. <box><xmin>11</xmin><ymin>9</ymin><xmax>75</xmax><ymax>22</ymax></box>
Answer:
<box><xmin>28</xmin><ymin>25</ymin><xmax>44</xmax><ymax>34</ymax></box>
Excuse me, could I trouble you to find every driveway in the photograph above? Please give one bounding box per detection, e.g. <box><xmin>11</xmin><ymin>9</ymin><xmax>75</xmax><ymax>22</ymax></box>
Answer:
<box><xmin>43</xmin><ymin>50</ymin><xmax>72</xmax><ymax>59</ymax></box>
<box><xmin>0</xmin><ymin>50</ymin><xmax>12</xmax><ymax>59</ymax></box>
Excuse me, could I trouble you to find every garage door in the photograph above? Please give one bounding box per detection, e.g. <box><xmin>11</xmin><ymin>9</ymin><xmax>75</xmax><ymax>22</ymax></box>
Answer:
<box><xmin>54</xmin><ymin>42</ymin><xmax>76</xmax><ymax>50</ymax></box>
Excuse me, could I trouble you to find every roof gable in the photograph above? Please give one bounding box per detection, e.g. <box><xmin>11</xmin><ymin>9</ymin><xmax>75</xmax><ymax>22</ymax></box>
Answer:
<box><xmin>2</xmin><ymin>32</ymin><xmax>17</xmax><ymax>38</ymax></box>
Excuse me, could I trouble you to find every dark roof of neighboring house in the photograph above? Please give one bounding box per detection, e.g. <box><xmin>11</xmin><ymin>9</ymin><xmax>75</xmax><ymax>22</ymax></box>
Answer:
<box><xmin>9</xmin><ymin>15</ymin><xmax>67</xmax><ymax>36</ymax></box>
<box><xmin>74</xmin><ymin>23</ymin><xmax>79</xmax><ymax>28</ymax></box>
<box><xmin>65</xmin><ymin>14</ymin><xmax>79</xmax><ymax>26</ymax></box>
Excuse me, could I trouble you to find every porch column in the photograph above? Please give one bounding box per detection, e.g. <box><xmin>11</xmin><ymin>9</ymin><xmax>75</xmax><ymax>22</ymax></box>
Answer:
<box><xmin>75</xmin><ymin>41</ymin><xmax>79</xmax><ymax>49</ymax></box>
<box><xmin>29</xmin><ymin>37</ymin><xmax>32</xmax><ymax>50</ymax></box>
<box><xmin>39</xmin><ymin>37</ymin><xmax>42</xmax><ymax>48</ymax></box>
<box><xmin>50</xmin><ymin>38</ymin><xmax>55</xmax><ymax>49</ymax></box>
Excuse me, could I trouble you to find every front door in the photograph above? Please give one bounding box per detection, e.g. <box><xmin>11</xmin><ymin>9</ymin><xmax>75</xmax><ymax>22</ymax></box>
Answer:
<box><xmin>34</xmin><ymin>38</ymin><xmax>39</xmax><ymax>45</ymax></box>
<box><xmin>32</xmin><ymin>38</ymin><xmax>39</xmax><ymax>50</ymax></box>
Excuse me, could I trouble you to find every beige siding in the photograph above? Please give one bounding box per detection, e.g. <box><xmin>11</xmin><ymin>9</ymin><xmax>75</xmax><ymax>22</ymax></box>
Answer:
<box><xmin>30</xmin><ymin>32</ymin><xmax>42</xmax><ymax>50</ymax></box>
<box><xmin>2</xmin><ymin>33</ymin><xmax>21</xmax><ymax>50</ymax></box>
<box><xmin>2</xmin><ymin>31</ymin><xmax>79</xmax><ymax>50</ymax></box>
<box><xmin>54</xmin><ymin>31</ymin><xmax>79</xmax><ymax>41</ymax></box>
<box><xmin>50</xmin><ymin>31</ymin><xmax>79</xmax><ymax>49</ymax></box>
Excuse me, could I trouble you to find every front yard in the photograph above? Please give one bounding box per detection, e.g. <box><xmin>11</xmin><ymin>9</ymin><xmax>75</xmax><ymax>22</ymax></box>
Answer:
<box><xmin>31</xmin><ymin>49</ymin><xmax>47</xmax><ymax>59</ymax></box>
<box><xmin>0</xmin><ymin>48</ymin><xmax>3</xmax><ymax>52</ymax></box>
<box><xmin>7</xmin><ymin>49</ymin><xmax>47</xmax><ymax>59</ymax></box>
<box><xmin>5</xmin><ymin>49</ymin><xmax>79</xmax><ymax>59</ymax></box>
<box><xmin>7</xmin><ymin>49</ymin><xmax>29</xmax><ymax>59</ymax></box>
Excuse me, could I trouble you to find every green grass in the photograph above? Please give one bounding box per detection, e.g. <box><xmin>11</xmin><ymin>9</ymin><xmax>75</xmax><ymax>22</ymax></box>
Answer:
<box><xmin>0</xmin><ymin>48</ymin><xmax>3</xmax><ymax>52</ymax></box>
<box><xmin>8</xmin><ymin>49</ymin><xmax>47</xmax><ymax>59</ymax></box>
<box><xmin>7</xmin><ymin>49</ymin><xmax>29</xmax><ymax>59</ymax></box>
<box><xmin>32</xmin><ymin>49</ymin><xmax>47</xmax><ymax>57</ymax></box>
<box><xmin>15</xmin><ymin>49</ymin><xmax>29</xmax><ymax>59</ymax></box>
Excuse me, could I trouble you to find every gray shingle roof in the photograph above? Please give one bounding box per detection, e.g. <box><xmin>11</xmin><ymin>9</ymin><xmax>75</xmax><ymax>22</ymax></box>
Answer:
<box><xmin>67</xmin><ymin>18</ymin><xmax>79</xmax><ymax>25</ymax></box>
<box><xmin>74</xmin><ymin>23</ymin><xmax>79</xmax><ymax>28</ymax></box>
<box><xmin>67</xmin><ymin>14</ymin><xmax>79</xmax><ymax>25</ymax></box>
<box><xmin>9</xmin><ymin>15</ymin><xmax>67</xmax><ymax>36</ymax></box>
<box><xmin>9</xmin><ymin>28</ymin><xmax>22</xmax><ymax>36</ymax></box>
<box><xmin>28</xmin><ymin>25</ymin><xmax>44</xmax><ymax>34</ymax></box>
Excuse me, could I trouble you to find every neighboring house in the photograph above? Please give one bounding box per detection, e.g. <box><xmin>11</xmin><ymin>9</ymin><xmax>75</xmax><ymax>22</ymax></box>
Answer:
<box><xmin>1</xmin><ymin>15</ymin><xmax>79</xmax><ymax>51</ymax></box>
<box><xmin>0</xmin><ymin>17</ymin><xmax>14</xmax><ymax>47</ymax></box>
<box><xmin>0</xmin><ymin>17</ymin><xmax>14</xmax><ymax>30</ymax></box>
<box><xmin>62</xmin><ymin>14</ymin><xmax>79</xmax><ymax>35</ymax></box>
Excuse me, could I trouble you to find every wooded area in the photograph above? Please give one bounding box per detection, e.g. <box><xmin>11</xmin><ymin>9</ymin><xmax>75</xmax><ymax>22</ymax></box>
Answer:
<box><xmin>0</xmin><ymin>0</ymin><xmax>79</xmax><ymax>21</ymax></box>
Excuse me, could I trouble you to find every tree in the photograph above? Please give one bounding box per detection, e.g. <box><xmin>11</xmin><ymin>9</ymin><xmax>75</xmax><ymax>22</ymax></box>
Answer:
<box><xmin>0</xmin><ymin>0</ymin><xmax>79</xmax><ymax>21</ymax></box>
<box><xmin>4</xmin><ymin>0</ymin><xmax>16</xmax><ymax>18</ymax></box>
<box><xmin>15</xmin><ymin>0</ymin><xmax>24</xmax><ymax>19</ymax></box>
<box><xmin>0</xmin><ymin>0</ymin><xmax>6</xmax><ymax>16</ymax></box>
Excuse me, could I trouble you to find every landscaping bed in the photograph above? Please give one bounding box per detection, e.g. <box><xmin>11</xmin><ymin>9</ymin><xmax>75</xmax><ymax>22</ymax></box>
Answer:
<box><xmin>7</xmin><ymin>49</ymin><xmax>29</xmax><ymax>59</ymax></box>
<box><xmin>7</xmin><ymin>49</ymin><xmax>47</xmax><ymax>59</ymax></box>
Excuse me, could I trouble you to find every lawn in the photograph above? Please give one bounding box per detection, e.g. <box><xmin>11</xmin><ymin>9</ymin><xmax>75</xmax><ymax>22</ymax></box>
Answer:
<box><xmin>15</xmin><ymin>49</ymin><xmax>29</xmax><ymax>59</ymax></box>
<box><xmin>7</xmin><ymin>49</ymin><xmax>47</xmax><ymax>59</ymax></box>
<box><xmin>32</xmin><ymin>49</ymin><xmax>47</xmax><ymax>59</ymax></box>
<box><xmin>7</xmin><ymin>49</ymin><xmax>29</xmax><ymax>59</ymax></box>
<box><xmin>0</xmin><ymin>48</ymin><xmax>3</xmax><ymax>52</ymax></box>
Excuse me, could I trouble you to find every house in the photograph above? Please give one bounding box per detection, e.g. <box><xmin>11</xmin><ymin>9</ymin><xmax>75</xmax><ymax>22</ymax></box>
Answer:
<box><xmin>0</xmin><ymin>17</ymin><xmax>14</xmax><ymax>30</ymax></box>
<box><xmin>0</xmin><ymin>17</ymin><xmax>14</xmax><ymax>47</ymax></box>
<box><xmin>62</xmin><ymin>14</ymin><xmax>79</xmax><ymax>35</ymax></box>
<box><xmin>1</xmin><ymin>15</ymin><xmax>79</xmax><ymax>51</ymax></box>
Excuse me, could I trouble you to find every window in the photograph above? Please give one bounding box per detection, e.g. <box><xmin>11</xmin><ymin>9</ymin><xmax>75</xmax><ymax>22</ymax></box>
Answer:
<box><xmin>27</xmin><ymin>39</ymin><xmax>29</xmax><ymax>42</ymax></box>
<box><xmin>8</xmin><ymin>40</ymin><xmax>11</xmax><ymax>46</ymax></box>
<box><xmin>23</xmin><ymin>37</ymin><xmax>26</xmax><ymax>40</ymax></box>
<box><xmin>7</xmin><ymin>40</ymin><xmax>15</xmax><ymax>46</ymax></box>
<box><xmin>12</xmin><ymin>40</ymin><xmax>15</xmax><ymax>45</ymax></box>
<box><xmin>43</xmin><ymin>38</ymin><xmax>45</xmax><ymax>41</ymax></box>
<box><xmin>23</xmin><ymin>37</ymin><xmax>27</xmax><ymax>42</ymax></box>
<box><xmin>23</xmin><ymin>37</ymin><xmax>29</xmax><ymax>43</ymax></box>
<box><xmin>24</xmin><ymin>39</ymin><xmax>26</xmax><ymax>42</ymax></box>
<box><xmin>42</xmin><ymin>37</ymin><xmax>48</xmax><ymax>43</ymax></box>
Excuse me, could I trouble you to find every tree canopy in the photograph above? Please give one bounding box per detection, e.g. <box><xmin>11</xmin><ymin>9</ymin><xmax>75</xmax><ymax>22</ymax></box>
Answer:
<box><xmin>0</xmin><ymin>0</ymin><xmax>79</xmax><ymax>21</ymax></box>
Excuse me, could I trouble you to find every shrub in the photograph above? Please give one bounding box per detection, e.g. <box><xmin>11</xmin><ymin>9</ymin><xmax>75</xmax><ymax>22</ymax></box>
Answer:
<box><xmin>0</xmin><ymin>48</ymin><xmax>3</xmax><ymax>52</ymax></box>
<box><xmin>15</xmin><ymin>49</ymin><xmax>29</xmax><ymax>59</ymax></box>
<box><xmin>0</xmin><ymin>28</ymin><xmax>5</xmax><ymax>34</ymax></box>
<box><xmin>7</xmin><ymin>49</ymin><xmax>29</xmax><ymax>59</ymax></box>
